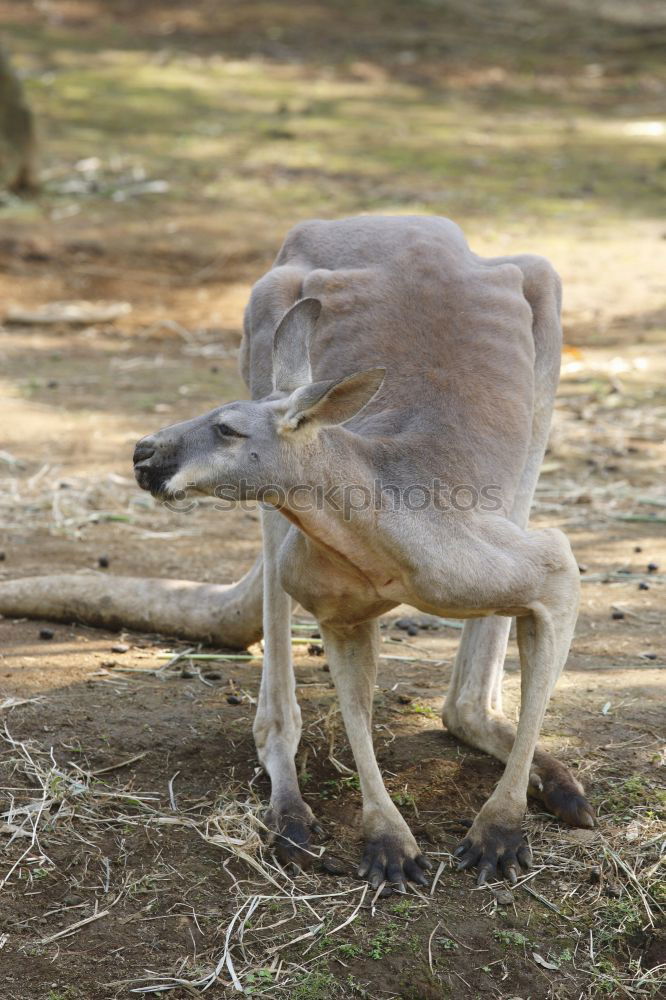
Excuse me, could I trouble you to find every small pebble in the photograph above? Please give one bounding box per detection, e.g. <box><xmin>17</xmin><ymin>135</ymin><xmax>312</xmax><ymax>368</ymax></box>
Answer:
<box><xmin>100</xmin><ymin>659</ymin><xmax>117</xmax><ymax>668</ymax></box>
<box><xmin>638</xmin><ymin>581</ymin><xmax>650</xmax><ymax>591</ymax></box>
<box><xmin>98</xmin><ymin>555</ymin><xmax>110</xmax><ymax>568</ymax></box>
<box><xmin>611</xmin><ymin>610</ymin><xmax>624</xmax><ymax>620</ymax></box>
<box><xmin>605</xmin><ymin>883</ymin><xmax>622</xmax><ymax>898</ymax></box>
<box><xmin>39</xmin><ymin>628</ymin><xmax>54</xmax><ymax>640</ymax></box>
<box><xmin>406</xmin><ymin>624</ymin><xmax>419</xmax><ymax>636</ymax></box>
<box><xmin>203</xmin><ymin>671</ymin><xmax>222</xmax><ymax>680</ymax></box>
<box><xmin>226</xmin><ymin>694</ymin><xmax>242</xmax><ymax>705</ymax></box>
<box><xmin>647</xmin><ymin>562</ymin><xmax>659</xmax><ymax>573</ymax></box>
<box><xmin>589</xmin><ymin>866</ymin><xmax>602</xmax><ymax>884</ymax></box>
<box><xmin>493</xmin><ymin>888</ymin><xmax>514</xmax><ymax>906</ymax></box>
<box><xmin>111</xmin><ymin>643</ymin><xmax>129</xmax><ymax>653</ymax></box>
<box><xmin>421</xmin><ymin>823</ymin><xmax>439</xmax><ymax>844</ymax></box>
<box><xmin>640</xmin><ymin>652</ymin><xmax>657</xmax><ymax>661</ymax></box>
<box><xmin>578</xmin><ymin>564</ymin><xmax>588</xmax><ymax>574</ymax></box>
<box><xmin>321</xmin><ymin>855</ymin><xmax>346</xmax><ymax>876</ymax></box>
<box><xmin>634</xmin><ymin>546</ymin><xmax>642</xmax><ymax>553</ymax></box>
<box><xmin>395</xmin><ymin>617</ymin><xmax>417</xmax><ymax>631</ymax></box>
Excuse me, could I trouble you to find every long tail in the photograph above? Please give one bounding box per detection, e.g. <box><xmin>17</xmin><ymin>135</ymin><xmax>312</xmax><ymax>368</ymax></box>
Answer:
<box><xmin>0</xmin><ymin>555</ymin><xmax>264</xmax><ymax>650</ymax></box>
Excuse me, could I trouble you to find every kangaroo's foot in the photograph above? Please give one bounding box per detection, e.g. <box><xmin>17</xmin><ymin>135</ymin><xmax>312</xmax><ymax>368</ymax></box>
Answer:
<box><xmin>530</xmin><ymin>755</ymin><xmax>595</xmax><ymax>829</ymax></box>
<box><xmin>265</xmin><ymin>796</ymin><xmax>323</xmax><ymax>871</ymax></box>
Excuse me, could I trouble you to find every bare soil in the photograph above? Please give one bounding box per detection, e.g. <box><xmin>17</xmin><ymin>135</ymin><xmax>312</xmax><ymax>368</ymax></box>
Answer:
<box><xmin>0</xmin><ymin>3</ymin><xmax>665</xmax><ymax>998</ymax></box>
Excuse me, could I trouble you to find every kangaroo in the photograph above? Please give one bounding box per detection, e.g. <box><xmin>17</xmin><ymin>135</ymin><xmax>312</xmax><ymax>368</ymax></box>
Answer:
<box><xmin>130</xmin><ymin>216</ymin><xmax>594</xmax><ymax>892</ymax></box>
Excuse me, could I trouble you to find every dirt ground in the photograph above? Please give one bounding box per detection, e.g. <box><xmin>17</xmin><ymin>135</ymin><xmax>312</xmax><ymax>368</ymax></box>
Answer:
<box><xmin>0</xmin><ymin>3</ymin><xmax>665</xmax><ymax>999</ymax></box>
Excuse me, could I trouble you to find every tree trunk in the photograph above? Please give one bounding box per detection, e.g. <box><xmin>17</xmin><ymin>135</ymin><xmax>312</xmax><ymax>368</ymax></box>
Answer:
<box><xmin>0</xmin><ymin>46</ymin><xmax>38</xmax><ymax>193</ymax></box>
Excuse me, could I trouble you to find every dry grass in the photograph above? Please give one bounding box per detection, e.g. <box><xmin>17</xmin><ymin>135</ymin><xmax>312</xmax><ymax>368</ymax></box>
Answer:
<box><xmin>0</xmin><ymin>719</ymin><xmax>370</xmax><ymax>995</ymax></box>
<box><xmin>2</xmin><ymin>644</ymin><xmax>664</xmax><ymax>998</ymax></box>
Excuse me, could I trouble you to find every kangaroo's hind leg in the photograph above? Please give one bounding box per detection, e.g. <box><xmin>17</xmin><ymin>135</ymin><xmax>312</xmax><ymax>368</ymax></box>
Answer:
<box><xmin>455</xmin><ymin>530</ymin><xmax>582</xmax><ymax>884</ymax></box>
<box><xmin>443</xmin><ymin>257</ymin><xmax>594</xmax><ymax>829</ymax></box>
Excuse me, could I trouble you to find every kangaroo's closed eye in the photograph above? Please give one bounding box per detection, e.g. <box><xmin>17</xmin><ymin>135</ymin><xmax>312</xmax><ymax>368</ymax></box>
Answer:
<box><xmin>215</xmin><ymin>423</ymin><xmax>247</xmax><ymax>439</ymax></box>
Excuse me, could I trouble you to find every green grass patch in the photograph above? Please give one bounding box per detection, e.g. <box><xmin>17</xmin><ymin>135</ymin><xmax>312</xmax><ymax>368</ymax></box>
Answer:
<box><xmin>320</xmin><ymin>774</ymin><xmax>360</xmax><ymax>798</ymax></box>
<box><xmin>368</xmin><ymin>921</ymin><xmax>399</xmax><ymax>960</ymax></box>
<box><xmin>599</xmin><ymin>775</ymin><xmax>666</xmax><ymax>820</ymax></box>
<box><xmin>493</xmin><ymin>928</ymin><xmax>529</xmax><ymax>948</ymax></box>
<box><xmin>291</xmin><ymin>970</ymin><xmax>339</xmax><ymax>1000</ymax></box>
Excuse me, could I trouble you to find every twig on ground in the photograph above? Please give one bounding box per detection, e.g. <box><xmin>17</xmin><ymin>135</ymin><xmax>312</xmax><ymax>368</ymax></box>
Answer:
<box><xmin>36</xmin><ymin>895</ymin><xmax>120</xmax><ymax>945</ymax></box>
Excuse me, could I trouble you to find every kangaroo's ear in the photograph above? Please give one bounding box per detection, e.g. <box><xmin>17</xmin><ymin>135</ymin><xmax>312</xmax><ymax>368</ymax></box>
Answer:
<box><xmin>272</xmin><ymin>297</ymin><xmax>321</xmax><ymax>392</ymax></box>
<box><xmin>280</xmin><ymin>368</ymin><xmax>386</xmax><ymax>432</ymax></box>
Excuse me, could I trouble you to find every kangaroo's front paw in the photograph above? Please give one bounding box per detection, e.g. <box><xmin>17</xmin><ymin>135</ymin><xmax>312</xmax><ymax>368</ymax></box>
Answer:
<box><xmin>358</xmin><ymin>810</ymin><xmax>431</xmax><ymax>893</ymax></box>
<box><xmin>265</xmin><ymin>798</ymin><xmax>323</xmax><ymax>872</ymax></box>
<box><xmin>455</xmin><ymin>814</ymin><xmax>531</xmax><ymax>887</ymax></box>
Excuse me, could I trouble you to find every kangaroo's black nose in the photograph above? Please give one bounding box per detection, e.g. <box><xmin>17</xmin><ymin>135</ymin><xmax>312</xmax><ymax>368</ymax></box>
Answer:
<box><xmin>133</xmin><ymin>439</ymin><xmax>156</xmax><ymax>466</ymax></box>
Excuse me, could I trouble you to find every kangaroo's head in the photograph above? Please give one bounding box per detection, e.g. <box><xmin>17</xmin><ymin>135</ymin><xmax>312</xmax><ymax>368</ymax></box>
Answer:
<box><xmin>133</xmin><ymin>298</ymin><xmax>384</xmax><ymax>503</ymax></box>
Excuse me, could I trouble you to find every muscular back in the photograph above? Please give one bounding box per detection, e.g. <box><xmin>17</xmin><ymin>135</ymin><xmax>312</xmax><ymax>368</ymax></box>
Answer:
<box><xmin>242</xmin><ymin>216</ymin><xmax>557</xmax><ymax>506</ymax></box>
